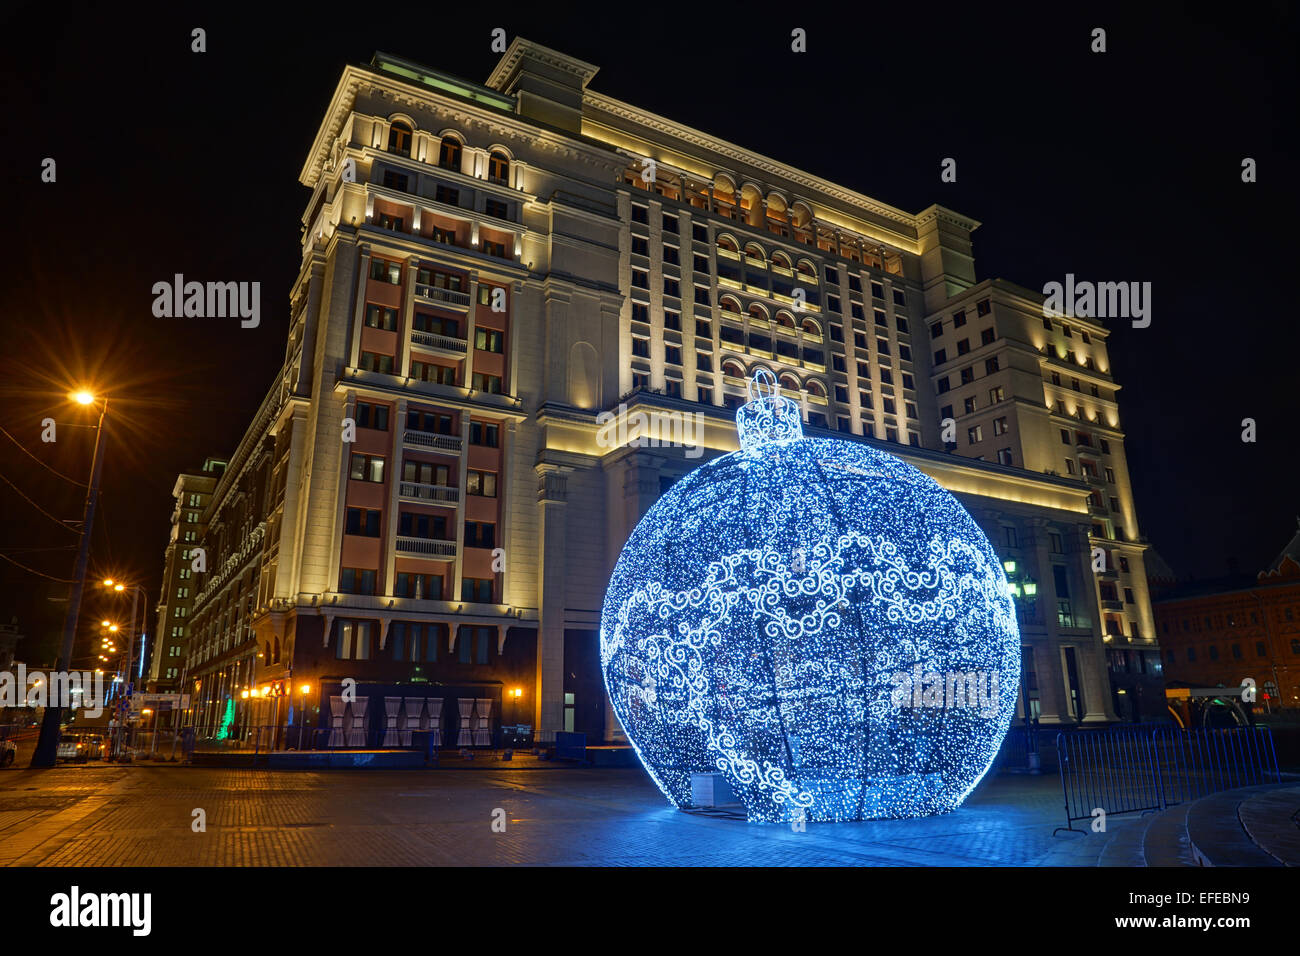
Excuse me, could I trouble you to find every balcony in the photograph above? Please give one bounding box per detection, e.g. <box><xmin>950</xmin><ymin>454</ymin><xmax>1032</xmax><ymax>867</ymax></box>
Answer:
<box><xmin>403</xmin><ymin>430</ymin><xmax>462</xmax><ymax>454</ymax></box>
<box><xmin>1101</xmin><ymin>599</ymin><xmax>1124</xmax><ymax>612</ymax></box>
<box><xmin>411</xmin><ymin>329</ymin><xmax>467</xmax><ymax>356</ymax></box>
<box><xmin>399</xmin><ymin>482</ymin><xmax>460</xmax><ymax>506</ymax></box>
<box><xmin>395</xmin><ymin>537</ymin><xmax>457</xmax><ymax>558</ymax></box>
<box><xmin>415</xmin><ymin>284</ymin><xmax>471</xmax><ymax>310</ymax></box>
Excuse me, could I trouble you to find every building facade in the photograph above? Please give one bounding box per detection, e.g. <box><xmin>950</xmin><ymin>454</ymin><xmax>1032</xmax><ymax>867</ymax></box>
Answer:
<box><xmin>148</xmin><ymin>459</ymin><xmax>225</xmax><ymax>693</ymax></box>
<box><xmin>179</xmin><ymin>38</ymin><xmax>1164</xmax><ymax>746</ymax></box>
<box><xmin>1153</xmin><ymin>528</ymin><xmax>1300</xmax><ymax>713</ymax></box>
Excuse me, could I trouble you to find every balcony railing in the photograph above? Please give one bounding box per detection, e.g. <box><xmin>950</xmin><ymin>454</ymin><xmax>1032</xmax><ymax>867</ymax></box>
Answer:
<box><xmin>395</xmin><ymin>537</ymin><xmax>457</xmax><ymax>558</ymax></box>
<box><xmin>411</xmin><ymin>330</ymin><xmax>467</xmax><ymax>353</ymax></box>
<box><xmin>399</xmin><ymin>482</ymin><xmax>460</xmax><ymax>505</ymax></box>
<box><xmin>414</xmin><ymin>285</ymin><xmax>471</xmax><ymax>308</ymax></box>
<box><xmin>403</xmin><ymin>430</ymin><xmax>462</xmax><ymax>454</ymax></box>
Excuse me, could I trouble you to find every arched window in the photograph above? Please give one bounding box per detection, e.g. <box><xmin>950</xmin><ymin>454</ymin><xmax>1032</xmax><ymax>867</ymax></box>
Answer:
<box><xmin>722</xmin><ymin>360</ymin><xmax>746</xmax><ymax>378</ymax></box>
<box><xmin>438</xmin><ymin>136</ymin><xmax>462</xmax><ymax>171</ymax></box>
<box><xmin>744</xmin><ymin>243</ymin><xmax>765</xmax><ymax>262</ymax></box>
<box><xmin>717</xmin><ymin>235</ymin><xmax>739</xmax><ymax>254</ymax></box>
<box><xmin>771</xmin><ymin>251</ymin><xmax>792</xmax><ymax>270</ymax></box>
<box><xmin>776</xmin><ymin>311</ymin><xmax>796</xmax><ymax>328</ymax></box>
<box><xmin>796</xmin><ymin>259</ymin><xmax>816</xmax><ymax>277</ymax></box>
<box><xmin>488</xmin><ymin>150</ymin><xmax>510</xmax><ymax>185</ymax></box>
<box><xmin>273</xmin><ymin>637</ymin><xmax>281</xmax><ymax>664</ymax></box>
<box><xmin>779</xmin><ymin>373</ymin><xmax>801</xmax><ymax>392</ymax></box>
<box><xmin>748</xmin><ymin>304</ymin><xmax>768</xmax><ymax>322</ymax></box>
<box><xmin>388</xmin><ymin>121</ymin><xmax>412</xmax><ymax>156</ymax></box>
<box><xmin>806</xmin><ymin>380</ymin><xmax>827</xmax><ymax>398</ymax></box>
<box><xmin>801</xmin><ymin>318</ymin><xmax>821</xmax><ymax>336</ymax></box>
<box><xmin>720</xmin><ymin>295</ymin><xmax>742</xmax><ymax>314</ymax></box>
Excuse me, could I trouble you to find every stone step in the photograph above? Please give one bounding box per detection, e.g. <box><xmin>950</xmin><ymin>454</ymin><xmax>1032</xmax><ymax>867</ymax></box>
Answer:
<box><xmin>1097</xmin><ymin>812</ymin><xmax>1156</xmax><ymax>866</ymax></box>
<box><xmin>1185</xmin><ymin>787</ymin><xmax>1284</xmax><ymax>867</ymax></box>
<box><xmin>1237</xmin><ymin>785</ymin><xmax>1300</xmax><ymax>865</ymax></box>
<box><xmin>1141</xmin><ymin>801</ymin><xmax>1195</xmax><ymax>866</ymax></box>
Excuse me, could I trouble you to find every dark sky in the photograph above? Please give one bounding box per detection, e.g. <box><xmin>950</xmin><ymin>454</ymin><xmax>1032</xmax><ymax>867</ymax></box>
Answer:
<box><xmin>1</xmin><ymin>2</ymin><xmax>1296</xmax><ymax>664</ymax></box>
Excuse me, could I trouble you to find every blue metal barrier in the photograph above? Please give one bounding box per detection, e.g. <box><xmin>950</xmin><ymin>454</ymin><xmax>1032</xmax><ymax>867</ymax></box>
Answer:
<box><xmin>1055</xmin><ymin>725</ymin><xmax>1280</xmax><ymax>835</ymax></box>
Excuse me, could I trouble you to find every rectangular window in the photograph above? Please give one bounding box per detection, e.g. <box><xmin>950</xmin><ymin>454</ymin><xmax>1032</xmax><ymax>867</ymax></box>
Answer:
<box><xmin>336</xmin><ymin>620</ymin><xmax>374</xmax><ymax>659</ymax></box>
<box><xmin>471</xmin><ymin>372</ymin><xmax>503</xmax><ymax>393</ymax></box>
<box><xmin>364</xmin><ymin>304</ymin><xmax>397</xmax><ymax>330</ymax></box>
<box><xmin>345</xmin><ymin>507</ymin><xmax>382</xmax><ymax>537</ymax></box>
<box><xmin>967</xmin><ymin>425</ymin><xmax>983</xmax><ymax>444</ymax></box>
<box><xmin>464</xmin><ymin>521</ymin><xmax>497</xmax><ymax>549</ymax></box>
<box><xmin>370</xmin><ymin>259</ymin><xmax>401</xmax><ymax>284</ymax></box>
<box><xmin>474</xmin><ymin>328</ymin><xmax>504</xmax><ymax>353</ymax></box>
<box><xmin>360</xmin><ymin>351</ymin><xmax>394</xmax><ymax>374</ymax></box>
<box><xmin>466</xmin><ymin>470</ymin><xmax>498</xmax><ymax>497</ymax></box>
<box><xmin>338</xmin><ymin>569</ymin><xmax>377</xmax><ymax>596</ymax></box>
<box><xmin>469</xmin><ymin>422</ymin><xmax>500</xmax><ymax>447</ymax></box>
<box><xmin>349</xmin><ymin>454</ymin><xmax>385</xmax><ymax>483</ymax></box>
<box><xmin>663</xmin><ymin>213</ymin><xmax>679</xmax><ymax>234</ymax></box>
<box><xmin>461</xmin><ymin>577</ymin><xmax>494</xmax><ymax>603</ymax></box>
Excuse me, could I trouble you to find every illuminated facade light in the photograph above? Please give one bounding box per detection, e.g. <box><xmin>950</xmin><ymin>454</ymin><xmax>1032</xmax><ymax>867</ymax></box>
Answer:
<box><xmin>601</xmin><ymin>370</ymin><xmax>1020</xmax><ymax>823</ymax></box>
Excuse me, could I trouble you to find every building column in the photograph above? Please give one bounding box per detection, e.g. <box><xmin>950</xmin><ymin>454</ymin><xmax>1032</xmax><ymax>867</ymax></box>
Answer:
<box><xmin>349</xmin><ymin>246</ymin><xmax>371</xmax><ymax>370</ymax></box>
<box><xmin>1028</xmin><ymin>518</ymin><xmax>1068</xmax><ymax>723</ymax></box>
<box><xmin>535</xmin><ymin>464</ymin><xmax>569</xmax><ymax>742</ymax></box>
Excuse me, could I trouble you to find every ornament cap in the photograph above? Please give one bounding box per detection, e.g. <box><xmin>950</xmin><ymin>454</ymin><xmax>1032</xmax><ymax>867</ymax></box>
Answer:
<box><xmin>737</xmin><ymin>368</ymin><xmax>804</xmax><ymax>452</ymax></box>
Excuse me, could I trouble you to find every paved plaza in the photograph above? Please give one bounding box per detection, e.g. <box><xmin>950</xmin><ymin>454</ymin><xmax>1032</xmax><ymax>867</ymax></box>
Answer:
<box><xmin>0</xmin><ymin>759</ymin><xmax>1150</xmax><ymax>867</ymax></box>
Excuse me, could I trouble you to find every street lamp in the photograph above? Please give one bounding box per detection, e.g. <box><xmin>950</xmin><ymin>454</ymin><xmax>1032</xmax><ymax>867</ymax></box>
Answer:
<box><xmin>32</xmin><ymin>390</ymin><xmax>108</xmax><ymax>768</ymax></box>
<box><xmin>100</xmin><ymin>578</ymin><xmax>147</xmax><ymax>759</ymax></box>
<box><xmin>297</xmin><ymin>683</ymin><xmax>311</xmax><ymax>750</ymax></box>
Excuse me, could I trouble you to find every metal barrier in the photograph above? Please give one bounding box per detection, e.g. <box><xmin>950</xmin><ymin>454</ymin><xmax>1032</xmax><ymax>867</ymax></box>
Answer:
<box><xmin>1056</xmin><ymin>725</ymin><xmax>1281</xmax><ymax>834</ymax></box>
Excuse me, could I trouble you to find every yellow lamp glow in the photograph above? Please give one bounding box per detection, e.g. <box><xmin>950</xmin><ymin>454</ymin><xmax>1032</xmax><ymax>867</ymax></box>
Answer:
<box><xmin>71</xmin><ymin>390</ymin><xmax>95</xmax><ymax>406</ymax></box>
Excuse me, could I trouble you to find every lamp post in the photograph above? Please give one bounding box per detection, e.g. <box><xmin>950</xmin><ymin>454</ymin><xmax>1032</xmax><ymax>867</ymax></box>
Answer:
<box><xmin>31</xmin><ymin>392</ymin><xmax>107</xmax><ymax>768</ymax></box>
<box><xmin>102</xmin><ymin>579</ymin><xmax>147</xmax><ymax>759</ymax></box>
<box><xmin>297</xmin><ymin>683</ymin><xmax>311</xmax><ymax>750</ymax></box>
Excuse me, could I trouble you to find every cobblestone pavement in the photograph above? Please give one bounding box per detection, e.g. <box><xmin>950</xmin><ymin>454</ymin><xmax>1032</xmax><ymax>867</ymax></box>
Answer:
<box><xmin>0</xmin><ymin>762</ymin><xmax>1105</xmax><ymax>866</ymax></box>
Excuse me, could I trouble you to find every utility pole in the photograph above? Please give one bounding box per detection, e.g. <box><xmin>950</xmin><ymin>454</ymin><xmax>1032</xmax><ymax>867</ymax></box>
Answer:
<box><xmin>32</xmin><ymin>398</ymin><xmax>108</xmax><ymax>768</ymax></box>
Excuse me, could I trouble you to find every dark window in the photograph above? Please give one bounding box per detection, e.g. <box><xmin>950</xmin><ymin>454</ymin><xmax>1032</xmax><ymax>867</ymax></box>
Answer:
<box><xmin>438</xmin><ymin>138</ymin><xmax>462</xmax><ymax>170</ymax></box>
<box><xmin>387</xmin><ymin>122</ymin><xmax>412</xmax><ymax>156</ymax></box>
<box><xmin>464</xmin><ymin>521</ymin><xmax>497</xmax><ymax>549</ymax></box>
<box><xmin>469</xmin><ymin>422</ymin><xmax>500</xmax><ymax>447</ymax></box>
<box><xmin>345</xmin><ymin>507</ymin><xmax>382</xmax><ymax>537</ymax></box>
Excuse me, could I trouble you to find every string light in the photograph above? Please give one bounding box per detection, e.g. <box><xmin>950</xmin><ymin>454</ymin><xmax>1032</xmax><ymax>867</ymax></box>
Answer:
<box><xmin>600</xmin><ymin>369</ymin><xmax>1020</xmax><ymax>823</ymax></box>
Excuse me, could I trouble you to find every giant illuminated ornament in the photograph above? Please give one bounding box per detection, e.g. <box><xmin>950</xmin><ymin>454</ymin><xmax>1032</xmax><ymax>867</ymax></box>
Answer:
<box><xmin>600</xmin><ymin>369</ymin><xmax>1020</xmax><ymax>823</ymax></box>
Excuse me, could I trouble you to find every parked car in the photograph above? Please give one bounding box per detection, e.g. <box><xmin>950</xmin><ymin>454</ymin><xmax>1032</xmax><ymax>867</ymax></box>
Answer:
<box><xmin>0</xmin><ymin>738</ymin><xmax>15</xmax><ymax>768</ymax></box>
<box><xmin>56</xmin><ymin>734</ymin><xmax>103</xmax><ymax>763</ymax></box>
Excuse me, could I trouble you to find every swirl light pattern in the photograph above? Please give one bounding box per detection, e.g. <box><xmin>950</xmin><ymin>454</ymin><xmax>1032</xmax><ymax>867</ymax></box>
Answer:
<box><xmin>600</xmin><ymin>375</ymin><xmax>1021</xmax><ymax>823</ymax></box>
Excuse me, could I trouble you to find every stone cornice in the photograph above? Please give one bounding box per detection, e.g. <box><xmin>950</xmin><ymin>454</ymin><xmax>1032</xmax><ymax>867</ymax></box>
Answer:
<box><xmin>485</xmin><ymin>38</ymin><xmax>600</xmax><ymax>90</ymax></box>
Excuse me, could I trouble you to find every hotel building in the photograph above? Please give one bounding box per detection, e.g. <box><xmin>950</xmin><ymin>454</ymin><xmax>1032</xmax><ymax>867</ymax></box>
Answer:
<box><xmin>148</xmin><ymin>458</ymin><xmax>225</xmax><ymax>694</ymax></box>
<box><xmin>180</xmin><ymin>38</ymin><xmax>1162</xmax><ymax>745</ymax></box>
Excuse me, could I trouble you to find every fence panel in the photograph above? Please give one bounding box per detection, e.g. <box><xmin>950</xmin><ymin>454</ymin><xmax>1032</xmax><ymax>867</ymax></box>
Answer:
<box><xmin>1056</xmin><ymin>726</ymin><xmax>1279</xmax><ymax>834</ymax></box>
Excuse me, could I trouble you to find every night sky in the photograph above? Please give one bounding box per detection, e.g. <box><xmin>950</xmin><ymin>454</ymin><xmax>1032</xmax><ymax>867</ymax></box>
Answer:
<box><xmin>1</xmin><ymin>2</ymin><xmax>1296</xmax><ymax>665</ymax></box>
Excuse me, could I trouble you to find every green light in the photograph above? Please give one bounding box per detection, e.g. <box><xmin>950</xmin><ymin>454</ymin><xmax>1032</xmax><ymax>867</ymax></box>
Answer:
<box><xmin>1003</xmin><ymin>560</ymin><xmax>1017</xmax><ymax>574</ymax></box>
<box><xmin>1023</xmin><ymin>581</ymin><xmax>1037</xmax><ymax>597</ymax></box>
<box><xmin>216</xmin><ymin>698</ymin><xmax>235</xmax><ymax>740</ymax></box>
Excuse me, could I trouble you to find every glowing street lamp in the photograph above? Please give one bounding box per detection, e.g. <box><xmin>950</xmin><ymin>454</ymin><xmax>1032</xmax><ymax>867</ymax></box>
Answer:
<box><xmin>32</xmin><ymin>389</ymin><xmax>109</xmax><ymax>767</ymax></box>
